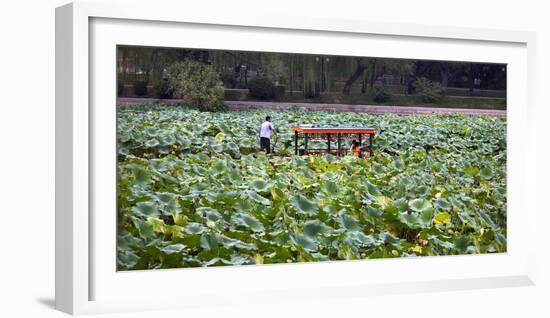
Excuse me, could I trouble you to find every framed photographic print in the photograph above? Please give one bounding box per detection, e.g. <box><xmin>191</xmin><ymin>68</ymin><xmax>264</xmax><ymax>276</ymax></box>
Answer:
<box><xmin>56</xmin><ymin>1</ymin><xmax>537</xmax><ymax>315</ymax></box>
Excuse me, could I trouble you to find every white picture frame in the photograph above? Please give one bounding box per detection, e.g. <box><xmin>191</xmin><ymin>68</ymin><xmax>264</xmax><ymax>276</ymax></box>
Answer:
<box><xmin>55</xmin><ymin>1</ymin><xmax>537</xmax><ymax>315</ymax></box>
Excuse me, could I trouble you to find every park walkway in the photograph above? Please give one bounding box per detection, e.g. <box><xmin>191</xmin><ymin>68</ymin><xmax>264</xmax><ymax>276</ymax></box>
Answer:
<box><xmin>117</xmin><ymin>98</ymin><xmax>506</xmax><ymax>117</ymax></box>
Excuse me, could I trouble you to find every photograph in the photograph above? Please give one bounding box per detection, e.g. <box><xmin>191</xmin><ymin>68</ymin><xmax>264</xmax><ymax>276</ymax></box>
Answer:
<box><xmin>115</xmin><ymin>45</ymin><xmax>507</xmax><ymax>270</ymax></box>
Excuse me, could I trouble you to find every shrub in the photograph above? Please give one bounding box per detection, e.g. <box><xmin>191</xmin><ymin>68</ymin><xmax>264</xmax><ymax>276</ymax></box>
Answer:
<box><xmin>304</xmin><ymin>80</ymin><xmax>316</xmax><ymax>98</ymax></box>
<box><xmin>224</xmin><ymin>90</ymin><xmax>243</xmax><ymax>101</ymax></box>
<box><xmin>153</xmin><ymin>79</ymin><xmax>173</xmax><ymax>99</ymax></box>
<box><xmin>133</xmin><ymin>80</ymin><xmax>148</xmax><ymax>96</ymax></box>
<box><xmin>371</xmin><ymin>81</ymin><xmax>393</xmax><ymax>102</ymax></box>
<box><xmin>248</xmin><ymin>77</ymin><xmax>275</xmax><ymax>100</ymax></box>
<box><xmin>274</xmin><ymin>85</ymin><xmax>286</xmax><ymax>100</ymax></box>
<box><xmin>150</xmin><ymin>67</ymin><xmax>174</xmax><ymax>98</ymax></box>
<box><xmin>168</xmin><ymin>60</ymin><xmax>226</xmax><ymax>112</ymax></box>
<box><xmin>414</xmin><ymin>77</ymin><xmax>442</xmax><ymax>103</ymax></box>
<box><xmin>220</xmin><ymin>71</ymin><xmax>237</xmax><ymax>88</ymax></box>
<box><xmin>117</xmin><ymin>81</ymin><xmax>124</xmax><ymax>97</ymax></box>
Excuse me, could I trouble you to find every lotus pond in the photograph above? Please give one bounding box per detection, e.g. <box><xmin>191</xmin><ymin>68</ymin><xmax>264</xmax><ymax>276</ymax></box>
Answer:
<box><xmin>117</xmin><ymin>104</ymin><xmax>506</xmax><ymax>270</ymax></box>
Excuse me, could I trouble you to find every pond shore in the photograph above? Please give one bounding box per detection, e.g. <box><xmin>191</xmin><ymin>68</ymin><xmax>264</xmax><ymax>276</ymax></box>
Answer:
<box><xmin>117</xmin><ymin>98</ymin><xmax>506</xmax><ymax>117</ymax></box>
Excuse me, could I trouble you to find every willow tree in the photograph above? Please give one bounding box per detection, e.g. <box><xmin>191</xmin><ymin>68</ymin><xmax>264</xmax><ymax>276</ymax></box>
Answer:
<box><xmin>341</xmin><ymin>58</ymin><xmax>414</xmax><ymax>95</ymax></box>
<box><xmin>438</xmin><ymin>61</ymin><xmax>466</xmax><ymax>96</ymax></box>
<box><xmin>117</xmin><ymin>46</ymin><xmax>155</xmax><ymax>83</ymax></box>
<box><xmin>261</xmin><ymin>53</ymin><xmax>287</xmax><ymax>84</ymax></box>
<box><xmin>302</xmin><ymin>55</ymin><xmax>318</xmax><ymax>98</ymax></box>
<box><xmin>342</xmin><ymin>58</ymin><xmax>368</xmax><ymax>95</ymax></box>
<box><xmin>286</xmin><ymin>54</ymin><xmax>298</xmax><ymax>96</ymax></box>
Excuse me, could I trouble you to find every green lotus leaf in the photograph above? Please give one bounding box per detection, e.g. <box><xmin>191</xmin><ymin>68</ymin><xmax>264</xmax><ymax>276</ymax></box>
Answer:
<box><xmin>371</xmin><ymin>162</ymin><xmax>385</xmax><ymax>174</ymax></box>
<box><xmin>184</xmin><ymin>222</ymin><xmax>206</xmax><ymax>235</ymax></box>
<box><xmin>199</xmin><ymin>233</ymin><xmax>219</xmax><ymax>250</ymax></box>
<box><xmin>291</xmin><ymin>233</ymin><xmax>318</xmax><ymax>252</ymax></box>
<box><xmin>399</xmin><ymin>212</ymin><xmax>419</xmax><ymax>228</ymax></box>
<box><xmin>145</xmin><ymin>139</ymin><xmax>160</xmax><ymax>148</ymax></box>
<box><xmin>160</xmin><ymin>244</ymin><xmax>186</xmax><ymax>255</ymax></box>
<box><xmin>477</xmin><ymin>210</ymin><xmax>496</xmax><ymax>228</ymax></box>
<box><xmin>225</xmin><ymin>254</ymin><xmax>253</xmax><ymax>265</ymax></box>
<box><xmin>117</xmin><ymin>251</ymin><xmax>140</xmax><ymax>269</ymax></box>
<box><xmin>196</xmin><ymin>207</ymin><xmax>223</xmax><ymax>222</ymax></box>
<box><xmin>228</xmin><ymin>168</ymin><xmax>242</xmax><ymax>181</ymax></box>
<box><xmin>493</xmin><ymin>230</ymin><xmax>507</xmax><ymax>247</ymax></box>
<box><xmin>155</xmin><ymin>192</ymin><xmax>175</xmax><ymax>203</ymax></box>
<box><xmin>303</xmin><ymin>220</ymin><xmax>332</xmax><ymax>237</ymax></box>
<box><xmin>379</xmin><ymin>231</ymin><xmax>400</xmax><ymax>245</ymax></box>
<box><xmin>464</xmin><ymin>166</ymin><xmax>479</xmax><ymax>177</ymax></box>
<box><xmin>454</xmin><ymin>236</ymin><xmax>470</xmax><ymax>252</ymax></box>
<box><xmin>137</xmin><ymin>219</ymin><xmax>155</xmax><ymax>238</ymax></box>
<box><xmin>218</xmin><ymin>235</ymin><xmax>257</xmax><ymax>250</ymax></box>
<box><xmin>479</xmin><ymin>167</ymin><xmax>493</xmax><ymax>180</ymax></box>
<box><xmin>430</xmin><ymin>236</ymin><xmax>455</xmax><ymax>249</ymax></box>
<box><xmin>131</xmin><ymin>166</ymin><xmax>150</xmax><ymax>185</ymax></box>
<box><xmin>208</xmin><ymin>143</ymin><xmax>223</xmax><ymax>153</ymax></box>
<box><xmin>250</xmin><ymin>179</ymin><xmax>270</xmax><ymax>192</ymax></box>
<box><xmin>393</xmin><ymin>198</ymin><xmax>409</xmax><ymax>211</ymax></box>
<box><xmin>419</xmin><ymin>208</ymin><xmax>435</xmax><ymax>226</ymax></box>
<box><xmin>291</xmin><ymin>194</ymin><xmax>318</xmax><ymax>216</ymax></box>
<box><xmin>365</xmin><ymin>181</ymin><xmax>382</xmax><ymax>197</ymax></box>
<box><xmin>202</xmin><ymin>257</ymin><xmax>224</xmax><ymax>267</ymax></box>
<box><xmin>211</xmin><ymin>160</ymin><xmax>226</xmax><ymax>174</ymax></box>
<box><xmin>364</xmin><ymin>206</ymin><xmax>382</xmax><ymax>218</ymax></box>
<box><xmin>414</xmin><ymin>185</ymin><xmax>431</xmax><ymax>197</ymax></box>
<box><xmin>339</xmin><ymin>214</ymin><xmax>362</xmax><ymax>231</ymax></box>
<box><xmin>408</xmin><ymin>198</ymin><xmax>432</xmax><ymax>212</ymax></box>
<box><xmin>248</xmin><ymin>191</ymin><xmax>272</xmax><ymax>205</ymax></box>
<box><xmin>192</xmin><ymin>165</ymin><xmax>208</xmax><ymax>176</ymax></box>
<box><xmin>392</xmin><ymin>159</ymin><xmax>405</xmax><ymax>171</ymax></box>
<box><xmin>232</xmin><ymin>213</ymin><xmax>265</xmax><ymax>232</ymax></box>
<box><xmin>132</xmin><ymin>201</ymin><xmax>160</xmax><ymax>218</ymax></box>
<box><xmin>434</xmin><ymin>199</ymin><xmax>452</xmax><ymax>211</ymax></box>
<box><xmin>348</xmin><ymin>231</ymin><xmax>376</xmax><ymax>246</ymax></box>
<box><xmin>321</xmin><ymin>180</ymin><xmax>339</xmax><ymax>195</ymax></box>
<box><xmin>225</xmin><ymin>141</ymin><xmax>239</xmax><ymax>153</ymax></box>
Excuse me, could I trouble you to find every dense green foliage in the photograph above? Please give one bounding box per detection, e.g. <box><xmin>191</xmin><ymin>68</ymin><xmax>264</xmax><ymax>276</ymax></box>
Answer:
<box><xmin>371</xmin><ymin>82</ymin><xmax>393</xmax><ymax>102</ymax></box>
<box><xmin>168</xmin><ymin>61</ymin><xmax>226</xmax><ymax>111</ymax></box>
<box><xmin>117</xmin><ymin>46</ymin><xmax>506</xmax><ymax>110</ymax></box>
<box><xmin>414</xmin><ymin>77</ymin><xmax>443</xmax><ymax>103</ymax></box>
<box><xmin>133</xmin><ymin>80</ymin><xmax>148</xmax><ymax>96</ymax></box>
<box><xmin>117</xmin><ymin>104</ymin><xmax>506</xmax><ymax>270</ymax></box>
<box><xmin>117</xmin><ymin>82</ymin><xmax>124</xmax><ymax>97</ymax></box>
<box><xmin>248</xmin><ymin>77</ymin><xmax>276</xmax><ymax>100</ymax></box>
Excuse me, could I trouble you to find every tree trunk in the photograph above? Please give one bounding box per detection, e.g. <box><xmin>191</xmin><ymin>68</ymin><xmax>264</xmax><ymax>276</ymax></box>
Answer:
<box><xmin>289</xmin><ymin>56</ymin><xmax>293</xmax><ymax>96</ymax></box>
<box><xmin>342</xmin><ymin>58</ymin><xmax>367</xmax><ymax>95</ymax></box>
<box><xmin>405</xmin><ymin>74</ymin><xmax>416</xmax><ymax>95</ymax></box>
<box><xmin>468</xmin><ymin>63</ymin><xmax>475</xmax><ymax>96</ymax></box>
<box><xmin>369</xmin><ymin>59</ymin><xmax>377</xmax><ymax>89</ymax></box>
<box><xmin>439</xmin><ymin>62</ymin><xmax>450</xmax><ymax>96</ymax></box>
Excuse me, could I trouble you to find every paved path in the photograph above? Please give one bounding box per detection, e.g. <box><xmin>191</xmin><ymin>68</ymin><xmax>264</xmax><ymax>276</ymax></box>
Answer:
<box><xmin>117</xmin><ymin>98</ymin><xmax>506</xmax><ymax>117</ymax></box>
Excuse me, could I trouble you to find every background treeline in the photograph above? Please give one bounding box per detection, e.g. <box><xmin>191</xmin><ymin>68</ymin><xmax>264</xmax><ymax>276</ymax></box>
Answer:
<box><xmin>117</xmin><ymin>46</ymin><xmax>506</xmax><ymax>110</ymax></box>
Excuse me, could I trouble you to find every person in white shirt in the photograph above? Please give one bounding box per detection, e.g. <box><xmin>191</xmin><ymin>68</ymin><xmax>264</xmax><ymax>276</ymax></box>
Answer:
<box><xmin>259</xmin><ymin>116</ymin><xmax>277</xmax><ymax>154</ymax></box>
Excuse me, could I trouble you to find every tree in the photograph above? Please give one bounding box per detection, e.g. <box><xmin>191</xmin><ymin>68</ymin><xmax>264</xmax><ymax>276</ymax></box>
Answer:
<box><xmin>438</xmin><ymin>62</ymin><xmax>466</xmax><ymax>95</ymax></box>
<box><xmin>468</xmin><ymin>63</ymin><xmax>476</xmax><ymax>96</ymax></box>
<box><xmin>261</xmin><ymin>53</ymin><xmax>287</xmax><ymax>84</ymax></box>
<box><xmin>149</xmin><ymin>48</ymin><xmax>180</xmax><ymax>98</ymax></box>
<box><xmin>414</xmin><ymin>77</ymin><xmax>442</xmax><ymax>103</ymax></box>
<box><xmin>342</xmin><ymin>58</ymin><xmax>413</xmax><ymax>95</ymax></box>
<box><xmin>342</xmin><ymin>58</ymin><xmax>368</xmax><ymax>95</ymax></box>
<box><xmin>168</xmin><ymin>60</ymin><xmax>226</xmax><ymax>112</ymax></box>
